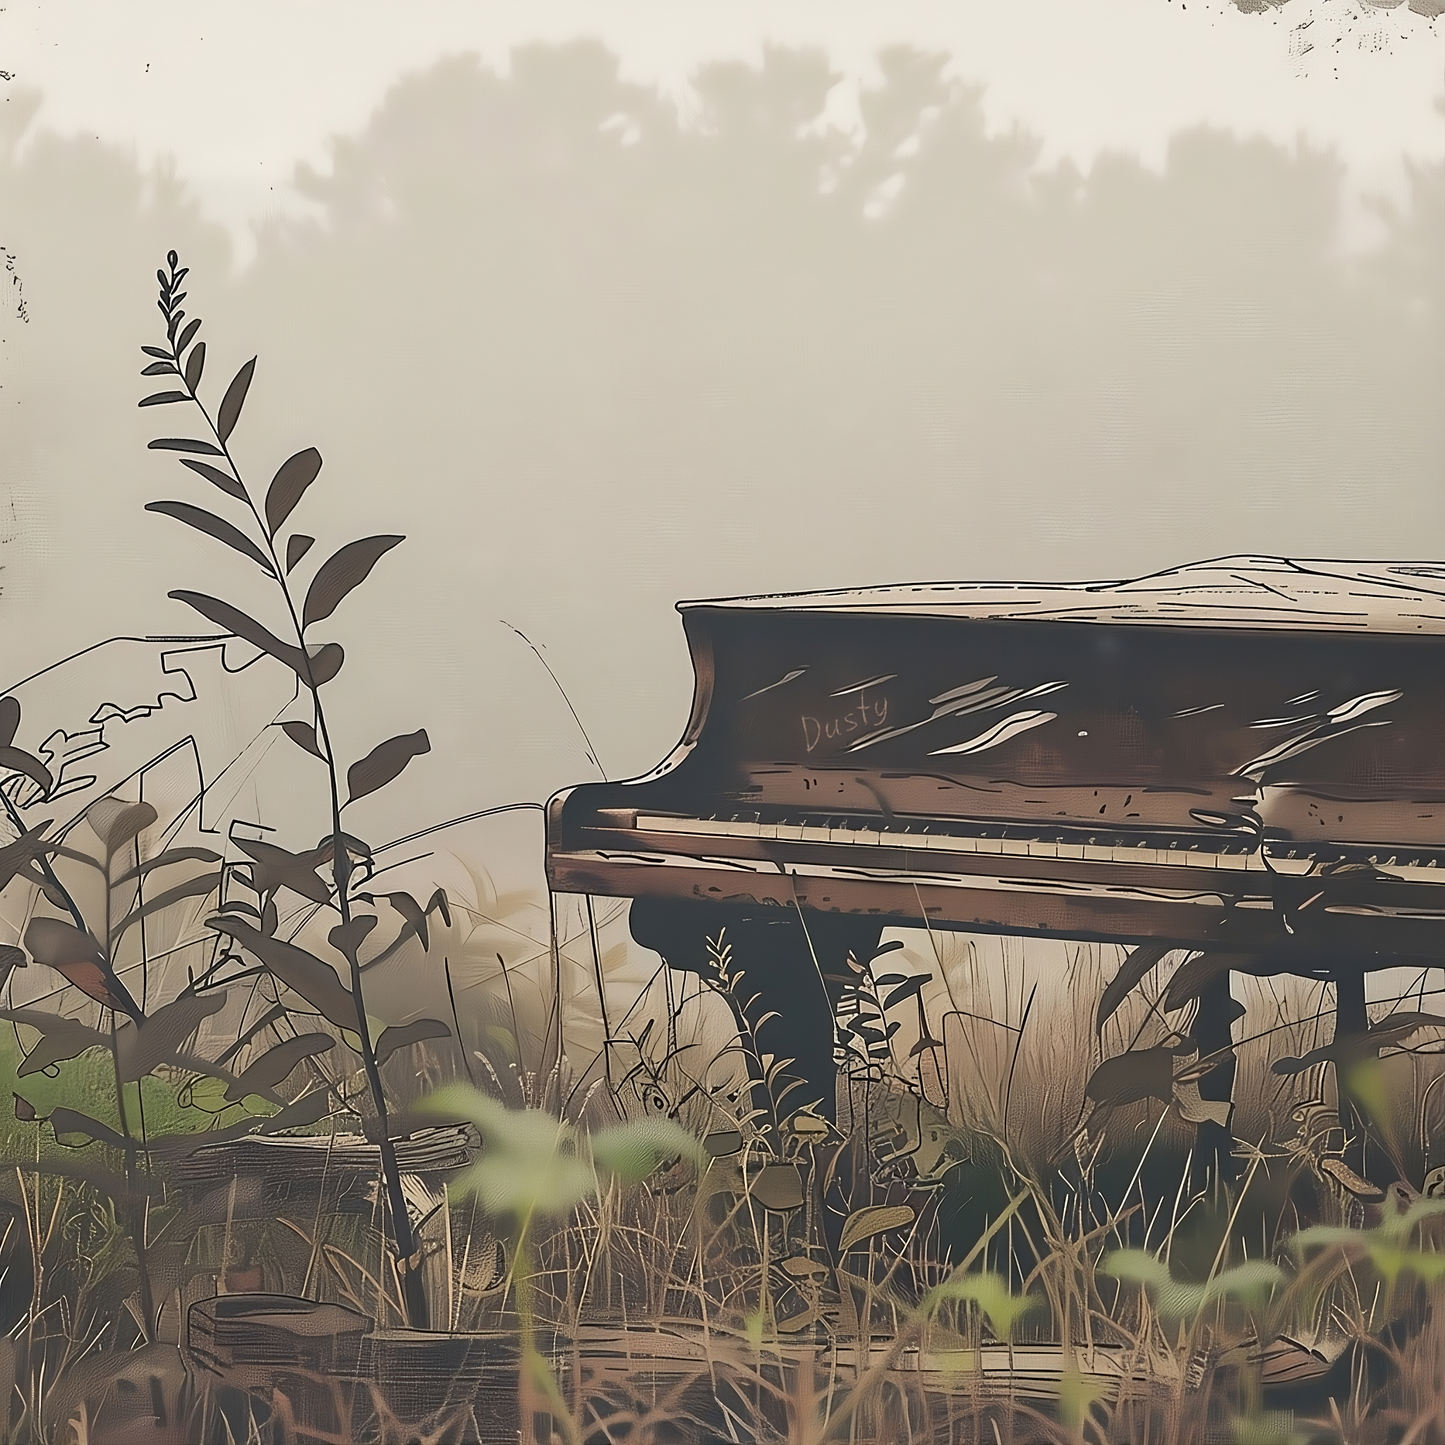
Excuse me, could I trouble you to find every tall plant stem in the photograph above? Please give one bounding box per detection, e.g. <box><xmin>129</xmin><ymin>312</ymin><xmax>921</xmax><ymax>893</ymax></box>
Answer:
<box><xmin>166</xmin><ymin>317</ymin><xmax>428</xmax><ymax>1329</ymax></box>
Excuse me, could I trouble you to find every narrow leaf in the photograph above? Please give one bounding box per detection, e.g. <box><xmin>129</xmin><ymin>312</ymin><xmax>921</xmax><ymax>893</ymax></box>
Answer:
<box><xmin>183</xmin><ymin>339</ymin><xmax>205</xmax><ymax>392</ymax></box>
<box><xmin>216</xmin><ymin>357</ymin><xmax>256</xmax><ymax>443</ymax></box>
<box><xmin>0</xmin><ymin>821</ymin><xmax>52</xmax><ymax>895</ymax></box>
<box><xmin>1097</xmin><ymin>942</ymin><xmax>1172</xmax><ymax>1034</ymax></box>
<box><xmin>839</xmin><ymin>1204</ymin><xmax>916</xmax><ymax>1252</ymax></box>
<box><xmin>139</xmin><ymin>391</ymin><xmax>190</xmax><ymax>407</ymax></box>
<box><xmin>110</xmin><ymin>869</ymin><xmax>223</xmax><ymax>947</ymax></box>
<box><xmin>225</xmin><ymin>1033</ymin><xmax>334</xmax><ymax>1103</ymax></box>
<box><xmin>22</xmin><ymin>919</ymin><xmax>143</xmax><ymax>1020</ymax></box>
<box><xmin>302</xmin><ymin>535</ymin><xmax>404</xmax><ymax>630</ymax></box>
<box><xmin>265</xmin><ymin>449</ymin><xmax>323</xmax><ymax>537</ymax></box>
<box><xmin>167</xmin><ymin>590</ymin><xmax>310</xmax><ymax>683</ymax></box>
<box><xmin>0</xmin><ymin>745</ymin><xmax>53</xmax><ymax>797</ymax></box>
<box><xmin>176</xmin><ymin>317</ymin><xmax>201</xmax><ymax>354</ymax></box>
<box><xmin>384</xmin><ymin>891</ymin><xmax>429</xmax><ymax>951</ymax></box>
<box><xmin>346</xmin><ymin>729</ymin><xmax>430</xmax><ymax>806</ymax></box>
<box><xmin>149</xmin><ymin>438</ymin><xmax>224</xmax><ymax>456</ymax></box>
<box><xmin>1084</xmin><ymin>1048</ymin><xmax>1177</xmax><ymax>1108</ymax></box>
<box><xmin>0</xmin><ymin>695</ymin><xmax>18</xmax><ymax>748</ymax></box>
<box><xmin>206</xmin><ymin>915</ymin><xmax>360</xmax><ymax>1031</ymax></box>
<box><xmin>0</xmin><ymin>1007</ymin><xmax>112</xmax><ymax>1076</ymax></box>
<box><xmin>258</xmin><ymin>1088</ymin><xmax>332</xmax><ymax>1134</ymax></box>
<box><xmin>113</xmin><ymin>846</ymin><xmax>222</xmax><ymax>885</ymax></box>
<box><xmin>50</xmin><ymin>1107</ymin><xmax>129</xmax><ymax>1151</ymax></box>
<box><xmin>116</xmin><ymin>990</ymin><xmax>228</xmax><ymax>1082</ymax></box>
<box><xmin>286</xmin><ymin>534</ymin><xmax>315</xmax><ymax>574</ymax></box>
<box><xmin>145</xmin><ymin>501</ymin><xmax>275</xmax><ymax>574</ymax></box>
<box><xmin>141</xmin><ymin>345</ymin><xmax>172</xmax><ymax>360</ymax></box>
<box><xmin>230</xmin><ymin>837</ymin><xmax>331</xmax><ymax>904</ymax></box>
<box><xmin>281</xmin><ymin>720</ymin><xmax>325</xmax><ymax>759</ymax></box>
<box><xmin>179</xmin><ymin>457</ymin><xmax>248</xmax><ymax>501</ymax></box>
<box><xmin>427</xmin><ymin>887</ymin><xmax>451</xmax><ymax>929</ymax></box>
<box><xmin>141</xmin><ymin>361</ymin><xmax>178</xmax><ymax>377</ymax></box>
<box><xmin>375</xmin><ymin>1018</ymin><xmax>451</xmax><ymax>1068</ymax></box>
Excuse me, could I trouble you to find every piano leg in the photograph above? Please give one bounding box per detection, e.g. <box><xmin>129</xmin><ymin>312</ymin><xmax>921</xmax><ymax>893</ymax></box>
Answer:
<box><xmin>1333</xmin><ymin>965</ymin><xmax>1393</xmax><ymax>1187</ymax></box>
<box><xmin>629</xmin><ymin>898</ymin><xmax>883</xmax><ymax>1124</ymax></box>
<box><xmin>1190</xmin><ymin>967</ymin><xmax>1242</xmax><ymax>1193</ymax></box>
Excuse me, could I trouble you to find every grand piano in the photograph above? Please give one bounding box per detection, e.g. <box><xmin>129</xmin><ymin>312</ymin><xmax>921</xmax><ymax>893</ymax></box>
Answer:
<box><xmin>547</xmin><ymin>557</ymin><xmax>1445</xmax><ymax>1178</ymax></box>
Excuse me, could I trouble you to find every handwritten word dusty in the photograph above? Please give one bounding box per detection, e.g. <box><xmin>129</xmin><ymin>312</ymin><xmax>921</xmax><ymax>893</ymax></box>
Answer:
<box><xmin>801</xmin><ymin>689</ymin><xmax>888</xmax><ymax>753</ymax></box>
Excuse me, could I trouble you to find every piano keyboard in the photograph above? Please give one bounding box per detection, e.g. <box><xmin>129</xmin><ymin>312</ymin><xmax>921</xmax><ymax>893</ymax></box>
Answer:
<box><xmin>635</xmin><ymin>815</ymin><xmax>1444</xmax><ymax>885</ymax></box>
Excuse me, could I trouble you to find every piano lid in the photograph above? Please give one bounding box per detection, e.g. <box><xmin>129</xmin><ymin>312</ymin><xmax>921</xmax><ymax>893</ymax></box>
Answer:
<box><xmin>680</xmin><ymin>556</ymin><xmax>1445</xmax><ymax>636</ymax></box>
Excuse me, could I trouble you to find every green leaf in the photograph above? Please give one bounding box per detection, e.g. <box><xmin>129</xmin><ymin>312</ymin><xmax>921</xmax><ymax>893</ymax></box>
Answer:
<box><xmin>881</xmin><ymin>973</ymin><xmax>930</xmax><ymax>1010</ymax></box>
<box><xmin>179</xmin><ymin>457</ymin><xmax>248</xmax><ymax>501</ymax></box>
<box><xmin>381</xmin><ymin>891</ymin><xmax>429</xmax><ymax>950</ymax></box>
<box><xmin>425</xmin><ymin>1084</ymin><xmax>593</xmax><ymax>1223</ymax></box>
<box><xmin>168</xmin><ymin>588</ymin><xmax>298</xmax><ymax>668</ymax></box>
<box><xmin>308</xmin><ymin>643</ymin><xmax>345</xmax><ymax>687</ymax></box>
<box><xmin>167</xmin><ymin>590</ymin><xmax>338</xmax><ymax>690</ymax></box>
<box><xmin>145</xmin><ymin>501</ymin><xmax>275</xmax><ymax>574</ymax></box>
<box><xmin>922</xmin><ymin>1271</ymin><xmax>1040</xmax><ymax>1340</ymax></box>
<box><xmin>302</xmin><ymin>535</ymin><xmax>404</xmax><ymax>630</ymax></box>
<box><xmin>216</xmin><ymin>357</ymin><xmax>255</xmax><ymax>443</ymax></box>
<box><xmin>590</xmin><ymin>1117</ymin><xmax>704</xmax><ymax>1184</ymax></box>
<box><xmin>345</xmin><ymin>730</ymin><xmax>430</xmax><ymax>806</ymax></box>
<box><xmin>0</xmin><ymin>945</ymin><xmax>25</xmax><ymax>992</ymax></box>
<box><xmin>328</xmin><ymin>914</ymin><xmax>378</xmax><ymax>966</ymax></box>
<box><xmin>23</xmin><ymin>917</ymin><xmax>143</xmax><ymax>1020</ymax></box>
<box><xmin>265</xmin><ymin>448</ymin><xmax>323</xmax><ymax>537</ymax></box>
<box><xmin>1100</xmin><ymin>1250</ymin><xmax>1280</xmax><ymax>1321</ymax></box>
<box><xmin>0</xmin><ymin>819</ymin><xmax>54</xmax><ymax>893</ymax></box>
<box><xmin>230</xmin><ymin>837</ymin><xmax>331</xmax><ymax>904</ymax></box>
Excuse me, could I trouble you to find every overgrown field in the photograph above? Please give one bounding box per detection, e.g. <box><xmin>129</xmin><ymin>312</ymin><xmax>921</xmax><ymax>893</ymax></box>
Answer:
<box><xmin>0</xmin><ymin>257</ymin><xmax>1442</xmax><ymax>1444</ymax></box>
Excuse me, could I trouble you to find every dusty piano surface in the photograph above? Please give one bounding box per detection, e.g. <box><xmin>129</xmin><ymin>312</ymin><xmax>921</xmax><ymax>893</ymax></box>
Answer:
<box><xmin>546</xmin><ymin>556</ymin><xmax>1445</xmax><ymax>1151</ymax></box>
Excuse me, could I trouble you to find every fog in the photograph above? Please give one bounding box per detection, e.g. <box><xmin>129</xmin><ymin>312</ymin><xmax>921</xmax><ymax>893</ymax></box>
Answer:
<box><xmin>2</xmin><ymin>43</ymin><xmax>1441</xmax><ymax>845</ymax></box>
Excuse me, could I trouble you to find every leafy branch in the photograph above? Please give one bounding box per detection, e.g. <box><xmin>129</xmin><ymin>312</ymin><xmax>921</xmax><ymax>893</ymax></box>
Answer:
<box><xmin>138</xmin><ymin>250</ymin><xmax>449</xmax><ymax>1328</ymax></box>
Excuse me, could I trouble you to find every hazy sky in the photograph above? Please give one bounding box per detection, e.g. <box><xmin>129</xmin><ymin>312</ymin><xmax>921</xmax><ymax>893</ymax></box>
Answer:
<box><xmin>4</xmin><ymin>2</ymin><xmax>1443</xmax><ymax>256</ymax></box>
<box><xmin>2</xmin><ymin>1</ymin><xmax>1442</xmax><ymax>841</ymax></box>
